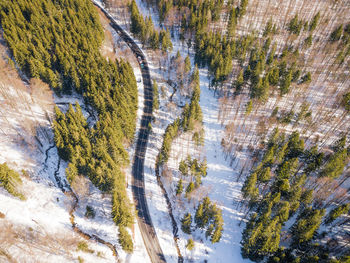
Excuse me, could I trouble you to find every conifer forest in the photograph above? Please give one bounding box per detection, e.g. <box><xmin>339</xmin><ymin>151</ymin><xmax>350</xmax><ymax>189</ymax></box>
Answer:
<box><xmin>0</xmin><ymin>0</ymin><xmax>349</xmax><ymax>262</ymax></box>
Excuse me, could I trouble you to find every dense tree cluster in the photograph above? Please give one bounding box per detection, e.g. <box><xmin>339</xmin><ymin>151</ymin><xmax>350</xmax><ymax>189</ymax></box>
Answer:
<box><xmin>332</xmin><ymin>23</ymin><xmax>350</xmax><ymax>64</ymax></box>
<box><xmin>179</xmin><ymin>197</ymin><xmax>224</xmax><ymax>244</ymax></box>
<box><xmin>0</xmin><ymin>0</ymin><xmax>103</xmax><ymax>94</ymax></box>
<box><xmin>158</xmin><ymin>0</ymin><xmax>225</xmax><ymax>34</ymax></box>
<box><xmin>195</xmin><ymin>197</ymin><xmax>223</xmax><ymax>243</ymax></box>
<box><xmin>130</xmin><ymin>0</ymin><xmax>172</xmax><ymax>52</ymax></box>
<box><xmin>241</xmin><ymin>129</ymin><xmax>350</xmax><ymax>262</ymax></box>
<box><xmin>0</xmin><ymin>163</ymin><xmax>25</xmax><ymax>200</ymax></box>
<box><xmin>0</xmin><ymin>0</ymin><xmax>137</xmax><ymax>251</ymax></box>
<box><xmin>178</xmin><ymin>155</ymin><xmax>207</xmax><ymax>190</ymax></box>
<box><xmin>194</xmin><ymin>32</ymin><xmax>234</xmax><ymax>84</ymax></box>
<box><xmin>54</xmin><ymin>103</ymin><xmax>134</xmax><ymax>231</ymax></box>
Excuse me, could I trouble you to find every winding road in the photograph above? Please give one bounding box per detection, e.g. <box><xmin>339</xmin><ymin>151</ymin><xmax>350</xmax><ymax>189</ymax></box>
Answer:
<box><xmin>93</xmin><ymin>2</ymin><xmax>166</xmax><ymax>263</ymax></box>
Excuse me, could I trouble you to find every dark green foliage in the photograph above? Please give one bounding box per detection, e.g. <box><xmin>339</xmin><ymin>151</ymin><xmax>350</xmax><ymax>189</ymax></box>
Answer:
<box><xmin>0</xmin><ymin>163</ymin><xmax>24</xmax><ymax>200</ymax></box>
<box><xmin>227</xmin><ymin>7</ymin><xmax>237</xmax><ymax>38</ymax></box>
<box><xmin>179</xmin><ymin>160</ymin><xmax>188</xmax><ymax>176</ymax></box>
<box><xmin>303</xmin><ymin>146</ymin><xmax>323</xmax><ymax>174</ymax></box>
<box><xmin>184</xmin><ymin>55</ymin><xmax>191</xmax><ymax>73</ymax></box>
<box><xmin>239</xmin><ymin>129</ymin><xmax>343</xmax><ymax>262</ymax></box>
<box><xmin>181</xmin><ymin>68</ymin><xmax>203</xmax><ymax>131</ymax></box>
<box><xmin>296</xmin><ymin>102</ymin><xmax>311</xmax><ymax>123</ymax></box>
<box><xmin>280</xmin><ymin>70</ymin><xmax>292</xmax><ymax>96</ymax></box>
<box><xmin>241</xmin><ymin>172</ymin><xmax>258</xmax><ymax>202</ymax></box>
<box><xmin>112</xmin><ymin>183</ymin><xmax>134</xmax><ymax>227</ymax></box>
<box><xmin>161</xmin><ymin>0</ymin><xmax>224</xmax><ymax>33</ymax></box>
<box><xmin>181</xmin><ymin>212</ymin><xmax>192</xmax><ymax>234</ymax></box>
<box><xmin>241</xmin><ymin>213</ymin><xmax>281</xmax><ymax>261</ymax></box>
<box><xmin>330</xmin><ymin>25</ymin><xmax>343</xmax><ymax>42</ymax></box>
<box><xmin>118</xmin><ymin>226</ymin><xmax>134</xmax><ymax>253</ymax></box>
<box><xmin>85</xmin><ymin>206</ymin><xmax>95</xmax><ymax>219</ymax></box>
<box><xmin>2</xmin><ymin>0</ymin><xmax>136</xmax><ymax>251</ymax></box>
<box><xmin>325</xmin><ymin>204</ymin><xmax>350</xmax><ymax>225</ymax></box>
<box><xmin>153</xmin><ymin>80</ymin><xmax>159</xmax><ymax>111</ymax></box>
<box><xmin>185</xmin><ymin>181</ymin><xmax>195</xmax><ymax>198</ymax></box>
<box><xmin>245</xmin><ymin>100</ymin><xmax>253</xmax><ymax>115</ymax></box>
<box><xmin>235</xmin><ymin>69</ymin><xmax>244</xmax><ymax>93</ymax></box>
<box><xmin>194</xmin><ymin>197</ymin><xmax>223</xmax><ymax>243</ymax></box>
<box><xmin>309</xmin><ymin>12</ymin><xmax>320</xmax><ymax>32</ymax></box>
<box><xmin>158</xmin><ymin>118</ymin><xmax>180</xmax><ymax>164</ymax></box>
<box><xmin>176</xmin><ymin>179</ymin><xmax>183</xmax><ymax>195</ymax></box>
<box><xmin>301</xmin><ymin>72</ymin><xmax>311</xmax><ymax>84</ymax></box>
<box><xmin>194</xmin><ymin>32</ymin><xmax>234</xmax><ymax>84</ymax></box>
<box><xmin>263</xmin><ymin>18</ymin><xmax>274</xmax><ymax>37</ymax></box>
<box><xmin>237</xmin><ymin>0</ymin><xmax>249</xmax><ymax>18</ymax></box>
<box><xmin>304</xmin><ymin>35</ymin><xmax>313</xmax><ymax>48</ymax></box>
<box><xmin>321</xmin><ymin>147</ymin><xmax>348</xmax><ymax>179</ymax></box>
<box><xmin>258</xmin><ymin>167</ymin><xmax>271</xmax><ymax>183</ymax></box>
<box><xmin>288</xmin><ymin>14</ymin><xmax>303</xmax><ymax>35</ymax></box>
<box><xmin>179</xmin><ymin>156</ymin><xmax>207</xmax><ymax>188</ymax></box>
<box><xmin>0</xmin><ymin>0</ymin><xmax>104</xmax><ymax>94</ymax></box>
<box><xmin>130</xmin><ymin>0</ymin><xmax>172</xmax><ymax>51</ymax></box>
<box><xmin>159</xmin><ymin>69</ymin><xmax>203</xmax><ymax>165</ymax></box>
<box><xmin>291</xmin><ymin>207</ymin><xmax>325</xmax><ymax>247</ymax></box>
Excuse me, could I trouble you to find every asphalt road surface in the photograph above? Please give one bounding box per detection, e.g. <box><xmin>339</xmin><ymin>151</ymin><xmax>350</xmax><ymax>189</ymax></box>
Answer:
<box><xmin>93</xmin><ymin>2</ymin><xmax>167</xmax><ymax>263</ymax></box>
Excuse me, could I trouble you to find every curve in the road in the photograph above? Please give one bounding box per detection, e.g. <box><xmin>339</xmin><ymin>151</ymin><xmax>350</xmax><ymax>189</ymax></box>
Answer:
<box><xmin>93</xmin><ymin>3</ymin><xmax>166</xmax><ymax>263</ymax></box>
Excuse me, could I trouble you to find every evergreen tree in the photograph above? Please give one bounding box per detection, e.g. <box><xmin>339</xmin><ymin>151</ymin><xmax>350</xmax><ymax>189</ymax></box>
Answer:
<box><xmin>184</xmin><ymin>55</ymin><xmax>191</xmax><ymax>73</ymax></box>
<box><xmin>330</xmin><ymin>25</ymin><xmax>343</xmax><ymax>42</ymax></box>
<box><xmin>185</xmin><ymin>181</ymin><xmax>195</xmax><ymax>198</ymax></box>
<box><xmin>186</xmin><ymin>238</ymin><xmax>194</xmax><ymax>250</ymax></box>
<box><xmin>309</xmin><ymin>12</ymin><xmax>320</xmax><ymax>32</ymax></box>
<box><xmin>176</xmin><ymin>179</ymin><xmax>183</xmax><ymax>195</ymax></box>
<box><xmin>242</xmin><ymin>172</ymin><xmax>259</xmax><ymax>202</ymax></box>
<box><xmin>325</xmin><ymin>204</ymin><xmax>350</xmax><ymax>225</ymax></box>
<box><xmin>118</xmin><ymin>226</ymin><xmax>134</xmax><ymax>253</ymax></box>
<box><xmin>153</xmin><ymin>80</ymin><xmax>159</xmax><ymax>111</ymax></box>
<box><xmin>181</xmin><ymin>212</ymin><xmax>192</xmax><ymax>234</ymax></box>
<box><xmin>291</xmin><ymin>208</ymin><xmax>325</xmax><ymax>247</ymax></box>
<box><xmin>0</xmin><ymin>163</ymin><xmax>24</xmax><ymax>200</ymax></box>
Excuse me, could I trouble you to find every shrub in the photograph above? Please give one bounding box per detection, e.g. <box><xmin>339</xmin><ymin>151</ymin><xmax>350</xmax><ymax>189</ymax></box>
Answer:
<box><xmin>186</xmin><ymin>238</ymin><xmax>194</xmax><ymax>250</ymax></box>
<box><xmin>85</xmin><ymin>206</ymin><xmax>95</xmax><ymax>219</ymax></box>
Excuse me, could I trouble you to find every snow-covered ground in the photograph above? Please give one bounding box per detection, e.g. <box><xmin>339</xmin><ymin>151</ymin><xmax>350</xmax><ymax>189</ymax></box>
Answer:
<box><xmin>0</xmin><ymin>8</ymin><xmax>151</xmax><ymax>262</ymax></box>
<box><xmin>0</xmin><ymin>48</ymin><xmax>114</xmax><ymax>262</ymax></box>
<box><xmin>98</xmin><ymin>1</ymin><xmax>255</xmax><ymax>261</ymax></box>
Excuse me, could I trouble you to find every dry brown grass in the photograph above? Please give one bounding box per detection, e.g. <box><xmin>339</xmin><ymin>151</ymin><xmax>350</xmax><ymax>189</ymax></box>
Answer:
<box><xmin>0</xmin><ymin>219</ymin><xmax>81</xmax><ymax>261</ymax></box>
<box><xmin>0</xmin><ymin>34</ymin><xmax>55</xmax><ymax>171</ymax></box>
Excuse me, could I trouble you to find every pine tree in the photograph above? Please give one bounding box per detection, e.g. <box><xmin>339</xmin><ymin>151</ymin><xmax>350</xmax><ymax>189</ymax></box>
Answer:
<box><xmin>186</xmin><ymin>238</ymin><xmax>194</xmax><ymax>250</ymax></box>
<box><xmin>153</xmin><ymin>80</ymin><xmax>159</xmax><ymax>111</ymax></box>
<box><xmin>181</xmin><ymin>212</ymin><xmax>192</xmax><ymax>234</ymax></box>
<box><xmin>309</xmin><ymin>12</ymin><xmax>320</xmax><ymax>31</ymax></box>
<box><xmin>242</xmin><ymin>172</ymin><xmax>259</xmax><ymax>202</ymax></box>
<box><xmin>176</xmin><ymin>179</ymin><xmax>183</xmax><ymax>195</ymax></box>
<box><xmin>227</xmin><ymin>7</ymin><xmax>237</xmax><ymax>38</ymax></box>
<box><xmin>291</xmin><ymin>208</ymin><xmax>325</xmax><ymax>247</ymax></box>
<box><xmin>195</xmin><ymin>202</ymin><xmax>204</xmax><ymax>228</ymax></box>
<box><xmin>184</xmin><ymin>55</ymin><xmax>191</xmax><ymax>73</ymax></box>
<box><xmin>325</xmin><ymin>204</ymin><xmax>350</xmax><ymax>225</ymax></box>
<box><xmin>330</xmin><ymin>25</ymin><xmax>343</xmax><ymax>42</ymax></box>
<box><xmin>118</xmin><ymin>226</ymin><xmax>134</xmax><ymax>253</ymax></box>
<box><xmin>185</xmin><ymin>181</ymin><xmax>195</xmax><ymax>198</ymax></box>
<box><xmin>179</xmin><ymin>160</ymin><xmax>188</xmax><ymax>176</ymax></box>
